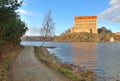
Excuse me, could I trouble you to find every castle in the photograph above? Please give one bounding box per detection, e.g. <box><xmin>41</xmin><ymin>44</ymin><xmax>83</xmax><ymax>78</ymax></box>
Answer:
<box><xmin>70</xmin><ymin>16</ymin><xmax>98</xmax><ymax>34</ymax></box>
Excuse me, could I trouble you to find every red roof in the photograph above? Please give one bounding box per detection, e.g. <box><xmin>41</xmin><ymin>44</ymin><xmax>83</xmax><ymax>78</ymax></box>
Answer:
<box><xmin>75</xmin><ymin>16</ymin><xmax>97</xmax><ymax>20</ymax></box>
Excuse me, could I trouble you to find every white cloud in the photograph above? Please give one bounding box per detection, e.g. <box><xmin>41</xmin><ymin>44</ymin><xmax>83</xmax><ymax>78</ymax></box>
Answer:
<box><xmin>25</xmin><ymin>27</ymin><xmax>40</xmax><ymax>36</ymax></box>
<box><xmin>20</xmin><ymin>0</ymin><xmax>32</xmax><ymax>6</ymax></box>
<box><xmin>19</xmin><ymin>9</ymin><xmax>31</xmax><ymax>15</ymax></box>
<box><xmin>98</xmin><ymin>0</ymin><xmax>120</xmax><ymax>23</ymax></box>
<box><xmin>109</xmin><ymin>0</ymin><xmax>120</xmax><ymax>5</ymax></box>
<box><xmin>17</xmin><ymin>0</ymin><xmax>23</xmax><ymax>3</ymax></box>
<box><xmin>18</xmin><ymin>9</ymin><xmax>38</xmax><ymax>15</ymax></box>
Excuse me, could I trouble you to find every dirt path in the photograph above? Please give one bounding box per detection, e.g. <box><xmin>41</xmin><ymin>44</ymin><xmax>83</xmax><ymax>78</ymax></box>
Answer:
<box><xmin>9</xmin><ymin>47</ymin><xmax>68</xmax><ymax>81</ymax></box>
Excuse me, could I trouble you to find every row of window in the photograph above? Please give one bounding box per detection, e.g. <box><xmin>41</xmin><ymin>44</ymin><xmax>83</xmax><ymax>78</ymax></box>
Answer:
<box><xmin>75</xmin><ymin>22</ymin><xmax>97</xmax><ymax>25</ymax></box>
<box><xmin>75</xmin><ymin>23</ymin><xmax>97</xmax><ymax>26</ymax></box>
<box><xmin>75</xmin><ymin>22</ymin><xmax>97</xmax><ymax>24</ymax></box>
<box><xmin>75</xmin><ymin>20</ymin><xmax>97</xmax><ymax>22</ymax></box>
<box><xmin>72</xmin><ymin>27</ymin><xmax>96</xmax><ymax>29</ymax></box>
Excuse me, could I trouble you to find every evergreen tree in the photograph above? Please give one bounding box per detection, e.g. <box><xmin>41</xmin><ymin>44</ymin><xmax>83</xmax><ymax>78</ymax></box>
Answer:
<box><xmin>0</xmin><ymin>0</ymin><xmax>27</xmax><ymax>45</ymax></box>
<box><xmin>0</xmin><ymin>0</ymin><xmax>27</xmax><ymax>58</ymax></box>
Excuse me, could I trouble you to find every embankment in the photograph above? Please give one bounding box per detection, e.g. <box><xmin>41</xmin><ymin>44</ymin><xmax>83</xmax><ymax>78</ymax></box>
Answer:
<box><xmin>35</xmin><ymin>47</ymin><xmax>96</xmax><ymax>81</ymax></box>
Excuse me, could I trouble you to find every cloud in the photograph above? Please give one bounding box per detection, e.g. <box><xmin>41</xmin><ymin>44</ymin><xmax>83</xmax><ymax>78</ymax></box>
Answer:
<box><xmin>109</xmin><ymin>0</ymin><xmax>120</xmax><ymax>5</ymax></box>
<box><xmin>18</xmin><ymin>0</ymin><xmax>23</xmax><ymax>3</ymax></box>
<box><xmin>25</xmin><ymin>27</ymin><xmax>40</xmax><ymax>36</ymax></box>
<box><xmin>98</xmin><ymin>0</ymin><xmax>120</xmax><ymax>23</ymax></box>
<box><xmin>18</xmin><ymin>9</ymin><xmax>38</xmax><ymax>15</ymax></box>
<box><xmin>19</xmin><ymin>9</ymin><xmax>31</xmax><ymax>15</ymax></box>
<box><xmin>20</xmin><ymin>0</ymin><xmax>32</xmax><ymax>6</ymax></box>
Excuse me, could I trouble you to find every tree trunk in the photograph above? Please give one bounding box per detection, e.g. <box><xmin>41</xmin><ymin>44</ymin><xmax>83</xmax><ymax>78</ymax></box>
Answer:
<box><xmin>40</xmin><ymin>36</ymin><xmax>46</xmax><ymax>47</ymax></box>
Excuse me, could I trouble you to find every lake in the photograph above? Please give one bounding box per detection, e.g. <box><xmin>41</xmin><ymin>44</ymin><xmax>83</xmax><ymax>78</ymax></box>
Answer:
<box><xmin>21</xmin><ymin>41</ymin><xmax>120</xmax><ymax>81</ymax></box>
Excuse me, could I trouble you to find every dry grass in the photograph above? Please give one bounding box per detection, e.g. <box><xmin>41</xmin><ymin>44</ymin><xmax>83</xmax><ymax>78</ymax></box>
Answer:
<box><xmin>0</xmin><ymin>45</ymin><xmax>22</xmax><ymax>81</ymax></box>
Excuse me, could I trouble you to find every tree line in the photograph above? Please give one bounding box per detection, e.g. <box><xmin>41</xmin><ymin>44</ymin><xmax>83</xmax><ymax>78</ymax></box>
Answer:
<box><xmin>0</xmin><ymin>0</ymin><xmax>27</xmax><ymax>57</ymax></box>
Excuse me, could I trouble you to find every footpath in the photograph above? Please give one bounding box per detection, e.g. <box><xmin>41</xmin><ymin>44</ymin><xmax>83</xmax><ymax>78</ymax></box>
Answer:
<box><xmin>9</xmin><ymin>47</ymin><xmax>68</xmax><ymax>81</ymax></box>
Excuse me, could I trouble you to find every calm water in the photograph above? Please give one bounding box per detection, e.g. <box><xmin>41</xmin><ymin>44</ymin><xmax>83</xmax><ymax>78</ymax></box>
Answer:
<box><xmin>21</xmin><ymin>41</ymin><xmax>120</xmax><ymax>81</ymax></box>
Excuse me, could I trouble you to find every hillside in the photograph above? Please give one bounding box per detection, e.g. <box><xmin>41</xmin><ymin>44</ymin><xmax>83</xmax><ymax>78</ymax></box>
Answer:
<box><xmin>54</xmin><ymin>32</ymin><xmax>100</xmax><ymax>42</ymax></box>
<box><xmin>54</xmin><ymin>32</ymin><xmax>120</xmax><ymax>42</ymax></box>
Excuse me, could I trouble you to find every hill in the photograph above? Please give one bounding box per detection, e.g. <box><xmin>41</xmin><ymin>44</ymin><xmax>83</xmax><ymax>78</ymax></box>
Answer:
<box><xmin>54</xmin><ymin>32</ymin><xmax>100</xmax><ymax>42</ymax></box>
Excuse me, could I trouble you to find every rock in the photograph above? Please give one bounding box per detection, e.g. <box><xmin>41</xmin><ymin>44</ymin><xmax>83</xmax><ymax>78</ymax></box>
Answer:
<box><xmin>61</xmin><ymin>62</ymin><xmax>73</xmax><ymax>70</ymax></box>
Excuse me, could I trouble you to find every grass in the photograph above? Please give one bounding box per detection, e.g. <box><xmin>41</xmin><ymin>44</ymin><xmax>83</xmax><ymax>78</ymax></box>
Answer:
<box><xmin>59</xmin><ymin>67</ymin><xmax>82</xmax><ymax>81</ymax></box>
<box><xmin>0</xmin><ymin>47</ymin><xmax>22</xmax><ymax>81</ymax></box>
<box><xmin>34</xmin><ymin>47</ymin><xmax>95</xmax><ymax>81</ymax></box>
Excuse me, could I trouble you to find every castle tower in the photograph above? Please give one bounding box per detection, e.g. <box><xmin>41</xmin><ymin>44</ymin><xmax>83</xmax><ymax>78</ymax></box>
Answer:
<box><xmin>70</xmin><ymin>16</ymin><xmax>98</xmax><ymax>34</ymax></box>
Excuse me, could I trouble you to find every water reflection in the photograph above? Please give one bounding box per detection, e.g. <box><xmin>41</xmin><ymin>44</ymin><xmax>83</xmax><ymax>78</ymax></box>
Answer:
<box><xmin>72</xmin><ymin>42</ymin><xmax>97</xmax><ymax>70</ymax></box>
<box><xmin>47</xmin><ymin>42</ymin><xmax>74</xmax><ymax>63</ymax></box>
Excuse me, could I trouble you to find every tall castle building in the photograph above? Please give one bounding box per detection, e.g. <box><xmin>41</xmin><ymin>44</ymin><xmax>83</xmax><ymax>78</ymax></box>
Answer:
<box><xmin>70</xmin><ymin>16</ymin><xmax>98</xmax><ymax>34</ymax></box>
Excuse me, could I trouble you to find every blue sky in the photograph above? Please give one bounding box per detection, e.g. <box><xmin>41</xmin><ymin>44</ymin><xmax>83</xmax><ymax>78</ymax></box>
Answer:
<box><xmin>18</xmin><ymin>0</ymin><xmax>120</xmax><ymax>36</ymax></box>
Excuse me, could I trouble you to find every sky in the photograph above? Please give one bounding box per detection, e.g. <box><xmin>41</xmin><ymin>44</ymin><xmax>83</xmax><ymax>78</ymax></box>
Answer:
<box><xmin>18</xmin><ymin>0</ymin><xmax>120</xmax><ymax>36</ymax></box>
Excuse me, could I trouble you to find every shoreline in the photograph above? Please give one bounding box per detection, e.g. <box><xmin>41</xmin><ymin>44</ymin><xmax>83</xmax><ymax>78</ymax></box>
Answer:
<box><xmin>34</xmin><ymin>46</ymin><xmax>96</xmax><ymax>81</ymax></box>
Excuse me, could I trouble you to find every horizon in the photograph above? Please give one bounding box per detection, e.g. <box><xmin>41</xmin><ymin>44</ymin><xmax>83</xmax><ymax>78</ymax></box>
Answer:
<box><xmin>18</xmin><ymin>0</ymin><xmax>120</xmax><ymax>36</ymax></box>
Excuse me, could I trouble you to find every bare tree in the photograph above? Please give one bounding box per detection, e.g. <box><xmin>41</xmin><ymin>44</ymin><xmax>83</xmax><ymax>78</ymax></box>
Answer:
<box><xmin>40</xmin><ymin>10</ymin><xmax>55</xmax><ymax>46</ymax></box>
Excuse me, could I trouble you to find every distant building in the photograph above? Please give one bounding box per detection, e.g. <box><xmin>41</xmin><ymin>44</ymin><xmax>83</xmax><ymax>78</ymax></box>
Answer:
<box><xmin>70</xmin><ymin>16</ymin><xmax>98</xmax><ymax>34</ymax></box>
<box><xmin>115</xmin><ymin>32</ymin><xmax>120</xmax><ymax>35</ymax></box>
<box><xmin>110</xmin><ymin>37</ymin><xmax>114</xmax><ymax>42</ymax></box>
